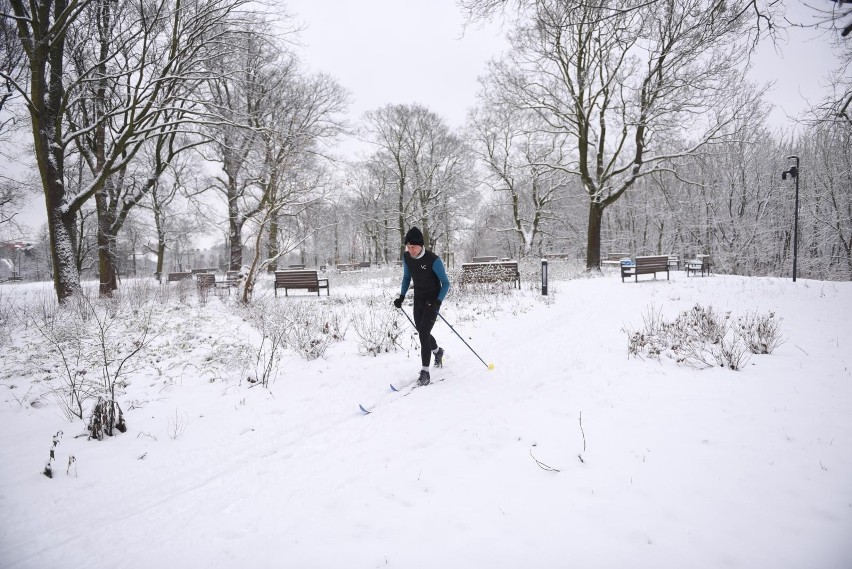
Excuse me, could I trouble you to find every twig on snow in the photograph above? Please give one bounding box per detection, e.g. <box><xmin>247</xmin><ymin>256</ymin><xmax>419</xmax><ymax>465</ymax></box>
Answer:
<box><xmin>530</xmin><ymin>450</ymin><xmax>560</xmax><ymax>472</ymax></box>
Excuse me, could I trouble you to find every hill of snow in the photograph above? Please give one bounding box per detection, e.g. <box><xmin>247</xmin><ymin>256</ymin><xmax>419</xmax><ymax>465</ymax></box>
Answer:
<box><xmin>1</xmin><ymin>270</ymin><xmax>851</xmax><ymax>568</ymax></box>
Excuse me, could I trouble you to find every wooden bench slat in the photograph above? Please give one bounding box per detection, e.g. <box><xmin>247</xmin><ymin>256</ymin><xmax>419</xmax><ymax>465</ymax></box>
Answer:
<box><xmin>460</xmin><ymin>261</ymin><xmax>520</xmax><ymax>288</ymax></box>
<box><xmin>274</xmin><ymin>270</ymin><xmax>330</xmax><ymax>297</ymax></box>
<box><xmin>167</xmin><ymin>272</ymin><xmax>193</xmax><ymax>282</ymax></box>
<box><xmin>621</xmin><ymin>255</ymin><xmax>670</xmax><ymax>283</ymax></box>
<box><xmin>601</xmin><ymin>252</ymin><xmax>631</xmax><ymax>266</ymax></box>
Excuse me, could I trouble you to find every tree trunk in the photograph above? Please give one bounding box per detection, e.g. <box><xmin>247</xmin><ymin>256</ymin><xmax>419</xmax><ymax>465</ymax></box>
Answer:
<box><xmin>95</xmin><ymin>187</ymin><xmax>119</xmax><ymax>295</ymax></box>
<box><xmin>586</xmin><ymin>201</ymin><xmax>604</xmax><ymax>270</ymax></box>
<box><xmin>153</xmin><ymin>197</ymin><xmax>166</xmax><ymax>282</ymax></box>
<box><xmin>16</xmin><ymin>0</ymin><xmax>82</xmax><ymax>302</ymax></box>
<box><xmin>46</xmin><ymin>200</ymin><xmax>82</xmax><ymax>300</ymax></box>
<box><xmin>41</xmin><ymin>139</ymin><xmax>82</xmax><ymax>301</ymax></box>
<box><xmin>228</xmin><ymin>181</ymin><xmax>243</xmax><ymax>270</ymax></box>
<box><xmin>229</xmin><ymin>217</ymin><xmax>243</xmax><ymax>271</ymax></box>
<box><xmin>267</xmin><ymin>216</ymin><xmax>279</xmax><ymax>272</ymax></box>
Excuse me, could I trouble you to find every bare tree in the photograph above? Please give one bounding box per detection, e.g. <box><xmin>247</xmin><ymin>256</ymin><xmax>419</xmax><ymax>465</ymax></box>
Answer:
<box><xmin>2</xmin><ymin>0</ymin><xmax>251</xmax><ymax>301</ymax></box>
<box><xmin>363</xmin><ymin>105</ymin><xmax>416</xmax><ymax>255</ymax></box>
<box><xmin>364</xmin><ymin>103</ymin><xmax>476</xmax><ymax>257</ymax></box>
<box><xmin>0</xmin><ymin>178</ymin><xmax>25</xmax><ymax>228</ymax></box>
<box><xmin>0</xmin><ymin>0</ymin><xmax>24</xmax><ymax>143</ymax></box>
<box><xmin>239</xmin><ymin>68</ymin><xmax>347</xmax><ymax>302</ymax></box>
<box><xmin>787</xmin><ymin>2</ymin><xmax>852</xmax><ymax>126</ymax></box>
<box><xmin>801</xmin><ymin>120</ymin><xmax>852</xmax><ymax>278</ymax></box>
<box><xmin>346</xmin><ymin>160</ymin><xmax>397</xmax><ymax>263</ymax></box>
<box><xmin>202</xmin><ymin>22</ymin><xmax>290</xmax><ymax>272</ymax></box>
<box><xmin>468</xmin><ymin>101</ymin><xmax>571</xmax><ymax>256</ymax></box>
<box><xmin>467</xmin><ymin>0</ymin><xmax>770</xmax><ymax>269</ymax></box>
<box><xmin>460</xmin><ymin>0</ymin><xmax>783</xmax><ymax>37</ymax></box>
<box><xmin>799</xmin><ymin>0</ymin><xmax>852</xmax><ymax>37</ymax></box>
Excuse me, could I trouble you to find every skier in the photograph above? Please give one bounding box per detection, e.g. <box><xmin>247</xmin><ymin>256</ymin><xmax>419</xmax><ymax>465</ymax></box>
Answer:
<box><xmin>393</xmin><ymin>226</ymin><xmax>450</xmax><ymax>386</ymax></box>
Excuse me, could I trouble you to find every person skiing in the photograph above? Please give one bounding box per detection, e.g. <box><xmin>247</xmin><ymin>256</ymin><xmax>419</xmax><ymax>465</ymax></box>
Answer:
<box><xmin>393</xmin><ymin>226</ymin><xmax>450</xmax><ymax>386</ymax></box>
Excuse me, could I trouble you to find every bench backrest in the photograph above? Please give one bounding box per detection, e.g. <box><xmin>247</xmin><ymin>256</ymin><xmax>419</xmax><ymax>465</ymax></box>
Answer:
<box><xmin>275</xmin><ymin>270</ymin><xmax>320</xmax><ymax>286</ymax></box>
<box><xmin>472</xmin><ymin>256</ymin><xmax>498</xmax><ymax>263</ymax></box>
<box><xmin>462</xmin><ymin>261</ymin><xmax>519</xmax><ymax>270</ymax></box>
<box><xmin>461</xmin><ymin>261</ymin><xmax>520</xmax><ymax>282</ymax></box>
<box><xmin>635</xmin><ymin>255</ymin><xmax>669</xmax><ymax>270</ymax></box>
<box><xmin>196</xmin><ymin>273</ymin><xmax>215</xmax><ymax>287</ymax></box>
<box><xmin>167</xmin><ymin>272</ymin><xmax>192</xmax><ymax>282</ymax></box>
<box><xmin>606</xmin><ymin>252</ymin><xmax>630</xmax><ymax>261</ymax></box>
<box><xmin>688</xmin><ymin>255</ymin><xmax>711</xmax><ymax>266</ymax></box>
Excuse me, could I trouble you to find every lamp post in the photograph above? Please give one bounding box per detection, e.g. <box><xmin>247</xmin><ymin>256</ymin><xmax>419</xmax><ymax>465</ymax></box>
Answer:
<box><xmin>781</xmin><ymin>155</ymin><xmax>800</xmax><ymax>282</ymax></box>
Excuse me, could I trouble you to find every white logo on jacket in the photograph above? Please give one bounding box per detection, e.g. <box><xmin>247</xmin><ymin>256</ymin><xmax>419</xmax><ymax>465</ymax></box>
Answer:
<box><xmin>420</xmin><ymin>265</ymin><xmax>427</xmax><ymax>269</ymax></box>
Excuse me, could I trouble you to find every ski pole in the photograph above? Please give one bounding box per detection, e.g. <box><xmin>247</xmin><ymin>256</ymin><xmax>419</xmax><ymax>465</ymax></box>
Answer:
<box><xmin>437</xmin><ymin>312</ymin><xmax>495</xmax><ymax>371</ymax></box>
<box><xmin>397</xmin><ymin>306</ymin><xmax>417</xmax><ymax>333</ymax></box>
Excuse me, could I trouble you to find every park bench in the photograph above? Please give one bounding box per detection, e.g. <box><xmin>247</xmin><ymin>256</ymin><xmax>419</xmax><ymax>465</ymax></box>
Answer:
<box><xmin>195</xmin><ymin>273</ymin><xmax>217</xmax><ymax>299</ymax></box>
<box><xmin>460</xmin><ymin>261</ymin><xmax>520</xmax><ymax>288</ymax></box>
<box><xmin>194</xmin><ymin>272</ymin><xmax>237</xmax><ymax>297</ymax></box>
<box><xmin>274</xmin><ymin>269</ymin><xmax>330</xmax><ymax>297</ymax></box>
<box><xmin>602</xmin><ymin>252</ymin><xmax>630</xmax><ymax>267</ymax></box>
<box><xmin>167</xmin><ymin>272</ymin><xmax>193</xmax><ymax>282</ymax></box>
<box><xmin>621</xmin><ymin>255</ymin><xmax>670</xmax><ymax>282</ymax></box>
<box><xmin>686</xmin><ymin>256</ymin><xmax>711</xmax><ymax>277</ymax></box>
<box><xmin>196</xmin><ymin>273</ymin><xmax>215</xmax><ymax>288</ymax></box>
<box><xmin>667</xmin><ymin>254</ymin><xmax>681</xmax><ymax>271</ymax></box>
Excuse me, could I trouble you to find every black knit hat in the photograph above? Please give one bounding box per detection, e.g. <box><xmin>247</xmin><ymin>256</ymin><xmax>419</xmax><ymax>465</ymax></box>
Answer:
<box><xmin>404</xmin><ymin>226</ymin><xmax>424</xmax><ymax>246</ymax></box>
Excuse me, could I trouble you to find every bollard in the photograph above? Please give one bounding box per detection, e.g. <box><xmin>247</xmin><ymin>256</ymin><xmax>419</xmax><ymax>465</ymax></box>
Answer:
<box><xmin>541</xmin><ymin>258</ymin><xmax>548</xmax><ymax>296</ymax></box>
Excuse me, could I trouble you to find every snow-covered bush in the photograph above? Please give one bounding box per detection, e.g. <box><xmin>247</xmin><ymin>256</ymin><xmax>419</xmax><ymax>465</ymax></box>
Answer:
<box><xmin>625</xmin><ymin>304</ymin><xmax>783</xmax><ymax>371</ymax></box>
<box><xmin>239</xmin><ymin>298</ymin><xmax>346</xmax><ymax>386</ymax></box>
<box><xmin>0</xmin><ymin>291</ymin><xmax>14</xmax><ymax>346</ymax></box>
<box><xmin>735</xmin><ymin>311</ymin><xmax>785</xmax><ymax>354</ymax></box>
<box><xmin>283</xmin><ymin>301</ymin><xmax>344</xmax><ymax>360</ymax></box>
<box><xmin>349</xmin><ymin>296</ymin><xmax>405</xmax><ymax>355</ymax></box>
<box><xmin>24</xmin><ymin>292</ymin><xmax>154</xmax><ymax>433</ymax></box>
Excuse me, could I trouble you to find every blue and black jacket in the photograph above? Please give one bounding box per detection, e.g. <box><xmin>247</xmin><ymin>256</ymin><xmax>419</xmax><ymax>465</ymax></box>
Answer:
<box><xmin>400</xmin><ymin>249</ymin><xmax>450</xmax><ymax>302</ymax></box>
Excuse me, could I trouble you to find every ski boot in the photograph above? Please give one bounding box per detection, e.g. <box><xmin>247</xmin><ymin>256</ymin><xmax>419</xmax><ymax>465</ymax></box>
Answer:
<box><xmin>418</xmin><ymin>370</ymin><xmax>431</xmax><ymax>386</ymax></box>
<box><xmin>433</xmin><ymin>347</ymin><xmax>444</xmax><ymax>368</ymax></box>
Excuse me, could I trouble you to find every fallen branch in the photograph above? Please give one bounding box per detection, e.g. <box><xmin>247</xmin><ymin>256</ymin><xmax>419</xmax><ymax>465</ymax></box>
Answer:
<box><xmin>530</xmin><ymin>450</ymin><xmax>560</xmax><ymax>472</ymax></box>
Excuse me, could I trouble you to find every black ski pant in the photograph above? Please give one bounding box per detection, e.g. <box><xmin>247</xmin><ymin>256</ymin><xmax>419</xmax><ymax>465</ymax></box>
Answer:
<box><xmin>413</xmin><ymin>296</ymin><xmax>439</xmax><ymax>367</ymax></box>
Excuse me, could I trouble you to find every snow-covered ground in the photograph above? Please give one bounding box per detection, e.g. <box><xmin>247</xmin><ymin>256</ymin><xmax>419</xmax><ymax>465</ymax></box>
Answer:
<box><xmin>1</xmin><ymin>268</ymin><xmax>850</xmax><ymax>568</ymax></box>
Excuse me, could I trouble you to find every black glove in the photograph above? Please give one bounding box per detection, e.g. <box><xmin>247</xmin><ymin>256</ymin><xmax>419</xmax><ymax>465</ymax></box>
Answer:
<box><xmin>433</xmin><ymin>299</ymin><xmax>442</xmax><ymax>313</ymax></box>
<box><xmin>393</xmin><ymin>295</ymin><xmax>404</xmax><ymax>309</ymax></box>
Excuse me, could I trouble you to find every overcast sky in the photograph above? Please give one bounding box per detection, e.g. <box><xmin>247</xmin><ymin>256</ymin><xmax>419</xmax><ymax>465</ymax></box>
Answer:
<box><xmin>13</xmin><ymin>0</ymin><xmax>842</xmax><ymax>232</ymax></box>
<box><xmin>284</xmin><ymin>0</ymin><xmax>839</xmax><ymax>135</ymax></box>
<box><xmin>284</xmin><ymin>0</ymin><xmax>505</xmax><ymax>130</ymax></box>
